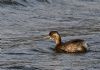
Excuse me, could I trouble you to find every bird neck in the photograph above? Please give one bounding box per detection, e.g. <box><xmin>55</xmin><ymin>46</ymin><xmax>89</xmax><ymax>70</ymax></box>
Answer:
<box><xmin>55</xmin><ymin>37</ymin><xmax>61</xmax><ymax>45</ymax></box>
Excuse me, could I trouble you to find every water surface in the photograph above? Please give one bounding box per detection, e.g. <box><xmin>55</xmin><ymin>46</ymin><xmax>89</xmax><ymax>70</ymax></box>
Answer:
<box><xmin>0</xmin><ymin>0</ymin><xmax>100</xmax><ymax>70</ymax></box>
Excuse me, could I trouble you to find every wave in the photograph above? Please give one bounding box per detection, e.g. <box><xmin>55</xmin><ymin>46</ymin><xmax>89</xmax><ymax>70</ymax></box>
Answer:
<box><xmin>0</xmin><ymin>0</ymin><xmax>27</xmax><ymax>6</ymax></box>
<box><xmin>0</xmin><ymin>0</ymin><xmax>50</xmax><ymax>6</ymax></box>
<box><xmin>0</xmin><ymin>0</ymin><xmax>100</xmax><ymax>7</ymax></box>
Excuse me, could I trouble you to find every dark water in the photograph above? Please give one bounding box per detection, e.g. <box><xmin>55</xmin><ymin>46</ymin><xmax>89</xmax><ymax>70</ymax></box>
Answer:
<box><xmin>0</xmin><ymin>0</ymin><xmax>100</xmax><ymax>70</ymax></box>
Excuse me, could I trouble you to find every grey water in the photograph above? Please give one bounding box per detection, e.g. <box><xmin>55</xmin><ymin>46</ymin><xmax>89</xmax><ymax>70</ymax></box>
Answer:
<box><xmin>0</xmin><ymin>0</ymin><xmax>100</xmax><ymax>70</ymax></box>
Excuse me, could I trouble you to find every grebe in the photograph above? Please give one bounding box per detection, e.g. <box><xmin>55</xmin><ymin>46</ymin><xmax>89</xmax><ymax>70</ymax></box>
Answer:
<box><xmin>49</xmin><ymin>31</ymin><xmax>88</xmax><ymax>53</ymax></box>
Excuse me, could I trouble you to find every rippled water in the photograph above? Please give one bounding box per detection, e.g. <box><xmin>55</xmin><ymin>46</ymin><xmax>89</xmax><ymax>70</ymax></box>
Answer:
<box><xmin>0</xmin><ymin>0</ymin><xmax>100</xmax><ymax>70</ymax></box>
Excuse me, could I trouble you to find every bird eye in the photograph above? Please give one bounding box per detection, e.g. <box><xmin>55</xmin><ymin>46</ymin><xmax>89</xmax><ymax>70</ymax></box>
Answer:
<box><xmin>54</xmin><ymin>36</ymin><xmax>56</xmax><ymax>38</ymax></box>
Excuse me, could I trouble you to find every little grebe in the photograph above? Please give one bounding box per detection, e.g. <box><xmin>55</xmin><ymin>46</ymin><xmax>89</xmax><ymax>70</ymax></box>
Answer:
<box><xmin>49</xmin><ymin>31</ymin><xmax>88</xmax><ymax>53</ymax></box>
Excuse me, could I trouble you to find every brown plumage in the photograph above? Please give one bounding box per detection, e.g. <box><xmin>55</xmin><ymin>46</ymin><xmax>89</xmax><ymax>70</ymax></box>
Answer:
<box><xmin>49</xmin><ymin>31</ymin><xmax>88</xmax><ymax>53</ymax></box>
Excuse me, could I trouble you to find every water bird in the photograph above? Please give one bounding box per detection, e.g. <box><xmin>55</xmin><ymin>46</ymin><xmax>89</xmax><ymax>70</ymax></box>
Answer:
<box><xmin>48</xmin><ymin>31</ymin><xmax>88</xmax><ymax>53</ymax></box>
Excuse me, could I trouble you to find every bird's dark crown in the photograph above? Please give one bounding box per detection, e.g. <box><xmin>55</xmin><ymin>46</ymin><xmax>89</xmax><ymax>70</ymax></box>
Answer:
<box><xmin>49</xmin><ymin>31</ymin><xmax>59</xmax><ymax>36</ymax></box>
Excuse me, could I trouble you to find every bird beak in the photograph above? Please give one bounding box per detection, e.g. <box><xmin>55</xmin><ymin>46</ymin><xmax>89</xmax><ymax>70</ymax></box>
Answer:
<box><xmin>43</xmin><ymin>36</ymin><xmax>51</xmax><ymax>39</ymax></box>
<box><xmin>49</xmin><ymin>37</ymin><xmax>52</xmax><ymax>39</ymax></box>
